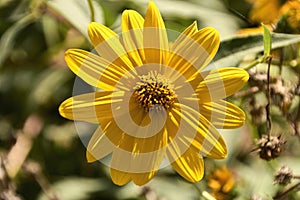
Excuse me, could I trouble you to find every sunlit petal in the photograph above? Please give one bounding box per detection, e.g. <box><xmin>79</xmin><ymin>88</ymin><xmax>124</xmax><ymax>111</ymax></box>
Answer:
<box><xmin>88</xmin><ymin>22</ymin><xmax>134</xmax><ymax>71</ymax></box>
<box><xmin>110</xmin><ymin>168</ymin><xmax>131</xmax><ymax>186</ymax></box>
<box><xmin>122</xmin><ymin>10</ymin><xmax>145</xmax><ymax>66</ymax></box>
<box><xmin>167</xmin><ymin>147</ymin><xmax>204</xmax><ymax>182</ymax></box>
<box><xmin>86</xmin><ymin>126</ymin><xmax>114</xmax><ymax>162</ymax></box>
<box><xmin>200</xmin><ymin>100</ymin><xmax>246</xmax><ymax>129</ymax></box>
<box><xmin>168</xmin><ymin>27</ymin><xmax>220</xmax><ymax>82</ymax></box>
<box><xmin>143</xmin><ymin>1</ymin><xmax>168</xmax><ymax>64</ymax></box>
<box><xmin>58</xmin><ymin>91</ymin><xmax>124</xmax><ymax>123</ymax></box>
<box><xmin>170</xmin><ymin>103</ymin><xmax>227</xmax><ymax>159</ymax></box>
<box><xmin>131</xmin><ymin>171</ymin><xmax>157</xmax><ymax>186</ymax></box>
<box><xmin>65</xmin><ymin>49</ymin><xmax>129</xmax><ymax>90</ymax></box>
<box><xmin>196</xmin><ymin>67</ymin><xmax>249</xmax><ymax>102</ymax></box>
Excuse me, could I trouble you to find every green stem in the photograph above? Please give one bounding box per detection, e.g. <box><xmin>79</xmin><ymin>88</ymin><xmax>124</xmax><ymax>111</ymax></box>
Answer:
<box><xmin>87</xmin><ymin>0</ymin><xmax>95</xmax><ymax>22</ymax></box>
<box><xmin>243</xmin><ymin>55</ymin><xmax>271</xmax><ymax>71</ymax></box>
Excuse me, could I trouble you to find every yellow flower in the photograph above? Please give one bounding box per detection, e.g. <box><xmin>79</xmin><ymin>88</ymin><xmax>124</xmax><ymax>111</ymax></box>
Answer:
<box><xmin>59</xmin><ymin>1</ymin><xmax>249</xmax><ymax>186</ymax></box>
<box><xmin>277</xmin><ymin>0</ymin><xmax>300</xmax><ymax>33</ymax></box>
<box><xmin>247</xmin><ymin>0</ymin><xmax>285</xmax><ymax>24</ymax></box>
<box><xmin>239</xmin><ymin>0</ymin><xmax>300</xmax><ymax>35</ymax></box>
<box><xmin>207</xmin><ymin>165</ymin><xmax>235</xmax><ymax>200</ymax></box>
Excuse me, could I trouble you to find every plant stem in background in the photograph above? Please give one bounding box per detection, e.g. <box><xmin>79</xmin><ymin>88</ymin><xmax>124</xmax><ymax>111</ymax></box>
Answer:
<box><xmin>266</xmin><ymin>56</ymin><xmax>273</xmax><ymax>138</ymax></box>
<box><xmin>87</xmin><ymin>0</ymin><xmax>95</xmax><ymax>22</ymax></box>
<box><xmin>273</xmin><ymin>182</ymin><xmax>300</xmax><ymax>200</ymax></box>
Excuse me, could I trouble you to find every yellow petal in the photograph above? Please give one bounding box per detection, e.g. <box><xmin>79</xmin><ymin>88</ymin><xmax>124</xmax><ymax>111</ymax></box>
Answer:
<box><xmin>199</xmin><ymin>100</ymin><xmax>246</xmax><ymax>129</ymax></box>
<box><xmin>122</xmin><ymin>10</ymin><xmax>145</xmax><ymax>66</ymax></box>
<box><xmin>171</xmin><ymin>21</ymin><xmax>198</xmax><ymax>51</ymax></box>
<box><xmin>86</xmin><ymin>126</ymin><xmax>114</xmax><ymax>162</ymax></box>
<box><xmin>88</xmin><ymin>22</ymin><xmax>133</xmax><ymax>71</ymax></box>
<box><xmin>131</xmin><ymin>171</ymin><xmax>157</xmax><ymax>186</ymax></box>
<box><xmin>65</xmin><ymin>49</ymin><xmax>129</xmax><ymax>90</ymax></box>
<box><xmin>167</xmin><ymin>147</ymin><xmax>204</xmax><ymax>182</ymax></box>
<box><xmin>143</xmin><ymin>1</ymin><xmax>168</xmax><ymax>64</ymax></box>
<box><xmin>110</xmin><ymin>145</ymin><xmax>164</xmax><ymax>183</ymax></box>
<box><xmin>166</xmin><ymin>22</ymin><xmax>203</xmax><ymax>84</ymax></box>
<box><xmin>196</xmin><ymin>67</ymin><xmax>249</xmax><ymax>102</ymax></box>
<box><xmin>170</xmin><ymin>103</ymin><xmax>227</xmax><ymax>159</ymax></box>
<box><xmin>110</xmin><ymin>168</ymin><xmax>131</xmax><ymax>186</ymax></box>
<box><xmin>168</xmin><ymin>27</ymin><xmax>220</xmax><ymax>82</ymax></box>
<box><xmin>58</xmin><ymin>91</ymin><xmax>124</xmax><ymax>123</ymax></box>
<box><xmin>110</xmin><ymin>168</ymin><xmax>156</xmax><ymax>186</ymax></box>
<box><xmin>94</xmin><ymin>92</ymin><xmax>168</xmax><ymax>154</ymax></box>
<box><xmin>103</xmin><ymin>118</ymin><xmax>167</xmax><ymax>154</ymax></box>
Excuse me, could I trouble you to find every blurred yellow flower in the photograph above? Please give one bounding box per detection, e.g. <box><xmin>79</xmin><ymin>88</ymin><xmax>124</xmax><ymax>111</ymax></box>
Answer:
<box><xmin>247</xmin><ymin>0</ymin><xmax>284</xmax><ymax>24</ymax></box>
<box><xmin>277</xmin><ymin>0</ymin><xmax>300</xmax><ymax>33</ymax></box>
<box><xmin>240</xmin><ymin>0</ymin><xmax>300</xmax><ymax>34</ymax></box>
<box><xmin>207</xmin><ymin>165</ymin><xmax>235</xmax><ymax>200</ymax></box>
<box><xmin>59</xmin><ymin>1</ymin><xmax>249</xmax><ymax>186</ymax></box>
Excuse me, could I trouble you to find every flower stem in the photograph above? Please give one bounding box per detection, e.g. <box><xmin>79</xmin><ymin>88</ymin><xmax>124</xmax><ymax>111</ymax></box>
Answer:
<box><xmin>273</xmin><ymin>182</ymin><xmax>300</xmax><ymax>200</ymax></box>
<box><xmin>243</xmin><ymin>54</ymin><xmax>272</xmax><ymax>71</ymax></box>
<box><xmin>87</xmin><ymin>0</ymin><xmax>95</xmax><ymax>22</ymax></box>
<box><xmin>293</xmin><ymin>175</ymin><xmax>300</xmax><ymax>179</ymax></box>
<box><xmin>266</xmin><ymin>56</ymin><xmax>273</xmax><ymax>138</ymax></box>
<box><xmin>243</xmin><ymin>59</ymin><xmax>261</xmax><ymax>71</ymax></box>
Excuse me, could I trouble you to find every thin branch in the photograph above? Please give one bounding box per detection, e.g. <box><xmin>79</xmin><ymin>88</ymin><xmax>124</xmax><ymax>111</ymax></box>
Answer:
<box><xmin>266</xmin><ymin>56</ymin><xmax>273</xmax><ymax>138</ymax></box>
<box><xmin>273</xmin><ymin>182</ymin><xmax>300</xmax><ymax>200</ymax></box>
<box><xmin>23</xmin><ymin>162</ymin><xmax>58</xmax><ymax>200</ymax></box>
<box><xmin>234</xmin><ymin>86</ymin><xmax>260</xmax><ymax>98</ymax></box>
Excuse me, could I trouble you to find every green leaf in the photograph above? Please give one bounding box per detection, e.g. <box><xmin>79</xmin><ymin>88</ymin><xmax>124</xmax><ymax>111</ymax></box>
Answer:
<box><xmin>263</xmin><ymin>24</ymin><xmax>271</xmax><ymax>56</ymax></box>
<box><xmin>128</xmin><ymin>0</ymin><xmax>241</xmax><ymax>37</ymax></box>
<box><xmin>47</xmin><ymin>0</ymin><xmax>104</xmax><ymax>39</ymax></box>
<box><xmin>0</xmin><ymin>13</ymin><xmax>36</xmax><ymax>67</ymax></box>
<box><xmin>37</xmin><ymin>177</ymin><xmax>107</xmax><ymax>200</ymax></box>
<box><xmin>215</xmin><ymin>33</ymin><xmax>300</xmax><ymax>67</ymax></box>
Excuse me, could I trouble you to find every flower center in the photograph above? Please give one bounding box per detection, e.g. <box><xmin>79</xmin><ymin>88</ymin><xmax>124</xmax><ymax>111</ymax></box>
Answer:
<box><xmin>133</xmin><ymin>71</ymin><xmax>176</xmax><ymax>111</ymax></box>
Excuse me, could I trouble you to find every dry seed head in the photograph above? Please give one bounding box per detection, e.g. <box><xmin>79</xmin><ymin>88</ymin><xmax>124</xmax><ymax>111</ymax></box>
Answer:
<box><xmin>273</xmin><ymin>165</ymin><xmax>293</xmax><ymax>185</ymax></box>
<box><xmin>256</xmin><ymin>135</ymin><xmax>285</xmax><ymax>161</ymax></box>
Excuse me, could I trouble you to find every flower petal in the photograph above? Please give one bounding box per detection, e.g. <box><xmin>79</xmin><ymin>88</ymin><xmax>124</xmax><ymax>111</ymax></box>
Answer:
<box><xmin>94</xmin><ymin>92</ymin><xmax>168</xmax><ymax>154</ymax></box>
<box><xmin>131</xmin><ymin>171</ymin><xmax>157</xmax><ymax>186</ymax></box>
<box><xmin>122</xmin><ymin>10</ymin><xmax>145</xmax><ymax>66</ymax></box>
<box><xmin>58</xmin><ymin>91</ymin><xmax>124</xmax><ymax>124</ymax></box>
<box><xmin>65</xmin><ymin>49</ymin><xmax>130</xmax><ymax>90</ymax></box>
<box><xmin>110</xmin><ymin>147</ymin><xmax>162</xmax><ymax>185</ymax></box>
<box><xmin>143</xmin><ymin>1</ymin><xmax>168</xmax><ymax>64</ymax></box>
<box><xmin>110</xmin><ymin>168</ymin><xmax>131</xmax><ymax>186</ymax></box>
<box><xmin>166</xmin><ymin>22</ymin><xmax>199</xmax><ymax>80</ymax></box>
<box><xmin>171</xmin><ymin>21</ymin><xmax>198</xmax><ymax>50</ymax></box>
<box><xmin>199</xmin><ymin>100</ymin><xmax>246</xmax><ymax>129</ymax></box>
<box><xmin>196</xmin><ymin>67</ymin><xmax>249</xmax><ymax>102</ymax></box>
<box><xmin>169</xmin><ymin>103</ymin><xmax>227</xmax><ymax>159</ymax></box>
<box><xmin>166</xmin><ymin>147</ymin><xmax>204</xmax><ymax>182</ymax></box>
<box><xmin>88</xmin><ymin>22</ymin><xmax>134</xmax><ymax>71</ymax></box>
<box><xmin>86</xmin><ymin>126</ymin><xmax>114</xmax><ymax>162</ymax></box>
<box><xmin>168</xmin><ymin>27</ymin><xmax>220</xmax><ymax>81</ymax></box>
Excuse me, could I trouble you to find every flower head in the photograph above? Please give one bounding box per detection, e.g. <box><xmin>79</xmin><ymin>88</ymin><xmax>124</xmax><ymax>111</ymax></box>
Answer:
<box><xmin>256</xmin><ymin>135</ymin><xmax>285</xmax><ymax>160</ymax></box>
<box><xmin>273</xmin><ymin>165</ymin><xmax>294</xmax><ymax>185</ymax></box>
<box><xmin>59</xmin><ymin>1</ymin><xmax>249</xmax><ymax>186</ymax></box>
<box><xmin>247</xmin><ymin>0</ymin><xmax>284</xmax><ymax>24</ymax></box>
<box><xmin>207</xmin><ymin>165</ymin><xmax>236</xmax><ymax>200</ymax></box>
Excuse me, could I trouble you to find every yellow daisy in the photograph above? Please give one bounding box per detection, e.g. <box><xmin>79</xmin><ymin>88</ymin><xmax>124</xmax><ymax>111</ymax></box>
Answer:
<box><xmin>59</xmin><ymin>1</ymin><xmax>249</xmax><ymax>186</ymax></box>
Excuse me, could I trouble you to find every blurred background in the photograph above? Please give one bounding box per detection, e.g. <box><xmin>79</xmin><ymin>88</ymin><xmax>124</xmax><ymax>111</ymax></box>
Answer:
<box><xmin>0</xmin><ymin>0</ymin><xmax>300</xmax><ymax>199</ymax></box>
